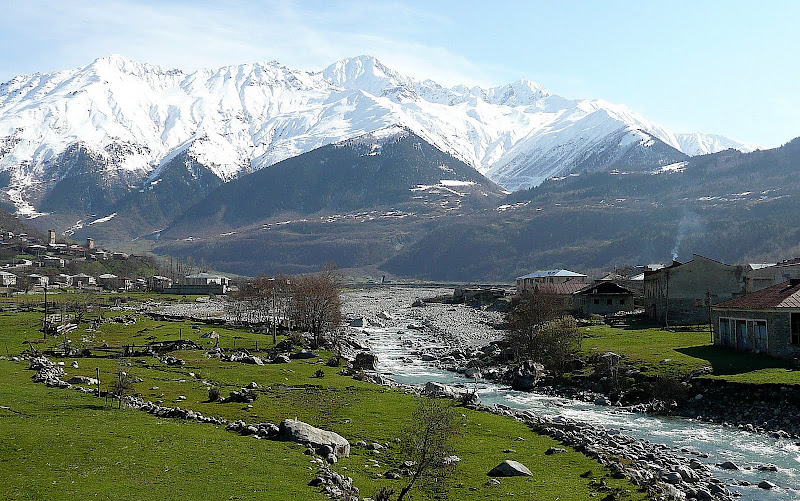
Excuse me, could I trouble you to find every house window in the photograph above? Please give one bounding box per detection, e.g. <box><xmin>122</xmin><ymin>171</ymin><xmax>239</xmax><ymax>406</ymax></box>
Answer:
<box><xmin>606</xmin><ymin>299</ymin><xmax>613</xmax><ymax>305</ymax></box>
<box><xmin>792</xmin><ymin>313</ymin><xmax>800</xmax><ymax>345</ymax></box>
<box><xmin>619</xmin><ymin>299</ymin><xmax>625</xmax><ymax>305</ymax></box>
<box><xmin>594</xmin><ymin>299</ymin><xmax>599</xmax><ymax>305</ymax></box>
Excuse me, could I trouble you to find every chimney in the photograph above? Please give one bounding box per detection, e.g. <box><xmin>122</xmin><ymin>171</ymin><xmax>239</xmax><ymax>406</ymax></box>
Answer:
<box><xmin>86</xmin><ymin>237</ymin><xmax>95</xmax><ymax>250</ymax></box>
<box><xmin>48</xmin><ymin>229</ymin><xmax>56</xmax><ymax>245</ymax></box>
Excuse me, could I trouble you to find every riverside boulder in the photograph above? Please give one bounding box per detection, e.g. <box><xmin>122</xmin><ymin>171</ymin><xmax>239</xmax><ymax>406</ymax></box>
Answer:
<box><xmin>488</xmin><ymin>460</ymin><xmax>532</xmax><ymax>477</ymax></box>
<box><xmin>279</xmin><ymin>419</ymin><xmax>350</xmax><ymax>458</ymax></box>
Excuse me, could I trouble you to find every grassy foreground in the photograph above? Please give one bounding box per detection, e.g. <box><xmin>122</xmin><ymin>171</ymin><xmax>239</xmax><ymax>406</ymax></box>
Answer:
<box><xmin>581</xmin><ymin>319</ymin><xmax>800</xmax><ymax>385</ymax></box>
<box><xmin>0</xmin><ymin>299</ymin><xmax>648</xmax><ymax>501</ymax></box>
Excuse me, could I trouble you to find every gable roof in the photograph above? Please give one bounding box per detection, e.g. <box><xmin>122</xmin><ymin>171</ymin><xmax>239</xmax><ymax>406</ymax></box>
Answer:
<box><xmin>516</xmin><ymin>269</ymin><xmax>587</xmax><ymax>280</ymax></box>
<box><xmin>533</xmin><ymin>278</ymin><xmax>586</xmax><ymax>295</ymax></box>
<box><xmin>715</xmin><ymin>280</ymin><xmax>800</xmax><ymax>309</ymax></box>
<box><xmin>575</xmin><ymin>281</ymin><xmax>636</xmax><ymax>296</ymax></box>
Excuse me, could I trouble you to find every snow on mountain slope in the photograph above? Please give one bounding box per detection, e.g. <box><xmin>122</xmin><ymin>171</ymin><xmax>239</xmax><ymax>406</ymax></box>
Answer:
<box><xmin>674</xmin><ymin>132</ymin><xmax>760</xmax><ymax>156</ymax></box>
<box><xmin>0</xmin><ymin>54</ymin><xmax>758</xmax><ymax>212</ymax></box>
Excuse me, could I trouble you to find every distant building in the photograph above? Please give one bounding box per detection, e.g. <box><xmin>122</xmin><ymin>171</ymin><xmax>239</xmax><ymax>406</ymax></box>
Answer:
<box><xmin>712</xmin><ymin>279</ymin><xmax>800</xmax><ymax>358</ymax></box>
<box><xmin>48</xmin><ymin>229</ymin><xmax>56</xmax><ymax>245</ymax></box>
<box><xmin>515</xmin><ymin>269</ymin><xmax>587</xmax><ymax>294</ymax></box>
<box><xmin>41</xmin><ymin>256</ymin><xmax>65</xmax><ymax>268</ymax></box>
<box><xmin>70</xmin><ymin>273</ymin><xmax>96</xmax><ymax>288</ymax></box>
<box><xmin>27</xmin><ymin>274</ymin><xmax>48</xmax><ymax>287</ymax></box>
<box><xmin>644</xmin><ymin>255</ymin><xmax>746</xmax><ymax>325</ymax></box>
<box><xmin>744</xmin><ymin>259</ymin><xmax>800</xmax><ymax>294</ymax></box>
<box><xmin>98</xmin><ymin>273</ymin><xmax>132</xmax><ymax>291</ymax></box>
<box><xmin>185</xmin><ymin>272</ymin><xmax>230</xmax><ymax>287</ymax></box>
<box><xmin>148</xmin><ymin>275</ymin><xmax>173</xmax><ymax>292</ymax></box>
<box><xmin>574</xmin><ymin>282</ymin><xmax>636</xmax><ymax>317</ymax></box>
<box><xmin>0</xmin><ymin>271</ymin><xmax>17</xmax><ymax>286</ymax></box>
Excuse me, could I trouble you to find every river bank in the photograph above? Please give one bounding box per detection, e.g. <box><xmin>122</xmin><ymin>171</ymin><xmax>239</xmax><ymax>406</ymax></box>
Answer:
<box><xmin>339</xmin><ymin>286</ymin><xmax>800</xmax><ymax>500</ymax></box>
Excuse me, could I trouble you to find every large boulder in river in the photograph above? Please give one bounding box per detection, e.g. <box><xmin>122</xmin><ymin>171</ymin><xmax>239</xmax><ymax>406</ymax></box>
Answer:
<box><xmin>509</xmin><ymin>361</ymin><xmax>545</xmax><ymax>390</ymax></box>
<box><xmin>353</xmin><ymin>352</ymin><xmax>378</xmax><ymax>371</ymax></box>
<box><xmin>422</xmin><ymin>381</ymin><xmax>479</xmax><ymax>405</ymax></box>
<box><xmin>488</xmin><ymin>460</ymin><xmax>532</xmax><ymax>477</ymax></box>
<box><xmin>279</xmin><ymin>419</ymin><xmax>350</xmax><ymax>458</ymax></box>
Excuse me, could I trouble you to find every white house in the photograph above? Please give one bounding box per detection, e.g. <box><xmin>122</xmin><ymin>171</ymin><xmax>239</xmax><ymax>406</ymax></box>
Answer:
<box><xmin>0</xmin><ymin>271</ymin><xmax>17</xmax><ymax>286</ymax></box>
<box><xmin>185</xmin><ymin>273</ymin><xmax>230</xmax><ymax>287</ymax></box>
<box><xmin>516</xmin><ymin>269</ymin><xmax>587</xmax><ymax>294</ymax></box>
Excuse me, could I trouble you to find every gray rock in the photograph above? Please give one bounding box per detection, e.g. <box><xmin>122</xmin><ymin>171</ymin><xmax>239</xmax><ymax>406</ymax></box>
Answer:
<box><xmin>290</xmin><ymin>350</ymin><xmax>318</xmax><ymax>360</ymax></box>
<box><xmin>67</xmin><ymin>375</ymin><xmax>99</xmax><ymax>386</ymax></box>
<box><xmin>488</xmin><ymin>460</ymin><xmax>532</xmax><ymax>477</ymax></box>
<box><xmin>545</xmin><ymin>447</ymin><xmax>566</xmax><ymax>455</ymax></box>
<box><xmin>717</xmin><ymin>461</ymin><xmax>739</xmax><ymax>470</ymax></box>
<box><xmin>353</xmin><ymin>352</ymin><xmax>378</xmax><ymax>371</ymax></box>
<box><xmin>758</xmin><ymin>480</ymin><xmax>777</xmax><ymax>490</ymax></box>
<box><xmin>660</xmin><ymin>471</ymin><xmax>682</xmax><ymax>484</ymax></box>
<box><xmin>272</xmin><ymin>354</ymin><xmax>290</xmax><ymax>364</ymax></box>
<box><xmin>279</xmin><ymin>419</ymin><xmax>350</xmax><ymax>458</ymax></box>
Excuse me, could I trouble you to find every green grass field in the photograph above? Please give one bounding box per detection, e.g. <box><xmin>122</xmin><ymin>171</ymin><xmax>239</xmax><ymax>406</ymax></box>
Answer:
<box><xmin>581</xmin><ymin>319</ymin><xmax>800</xmax><ymax>385</ymax></box>
<box><xmin>0</xmin><ymin>299</ymin><xmax>648</xmax><ymax>500</ymax></box>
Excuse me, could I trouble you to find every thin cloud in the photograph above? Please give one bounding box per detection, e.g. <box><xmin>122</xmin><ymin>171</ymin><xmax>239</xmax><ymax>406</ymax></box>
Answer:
<box><xmin>0</xmin><ymin>0</ymin><xmax>492</xmax><ymax>86</ymax></box>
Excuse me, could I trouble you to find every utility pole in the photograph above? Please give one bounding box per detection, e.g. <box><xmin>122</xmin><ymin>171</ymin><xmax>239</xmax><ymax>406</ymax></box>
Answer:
<box><xmin>42</xmin><ymin>284</ymin><xmax>48</xmax><ymax>339</ymax></box>
<box><xmin>272</xmin><ymin>283</ymin><xmax>277</xmax><ymax>345</ymax></box>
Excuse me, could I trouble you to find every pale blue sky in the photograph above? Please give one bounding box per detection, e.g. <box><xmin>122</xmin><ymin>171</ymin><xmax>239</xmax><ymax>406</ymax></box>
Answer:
<box><xmin>0</xmin><ymin>0</ymin><xmax>797</xmax><ymax>147</ymax></box>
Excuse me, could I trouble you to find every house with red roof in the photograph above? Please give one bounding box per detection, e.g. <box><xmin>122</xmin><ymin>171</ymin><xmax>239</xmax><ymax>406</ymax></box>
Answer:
<box><xmin>711</xmin><ymin>279</ymin><xmax>800</xmax><ymax>358</ymax></box>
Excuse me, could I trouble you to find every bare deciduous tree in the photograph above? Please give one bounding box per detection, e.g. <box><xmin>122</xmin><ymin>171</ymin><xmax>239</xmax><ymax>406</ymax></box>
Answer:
<box><xmin>291</xmin><ymin>273</ymin><xmax>342</xmax><ymax>348</ymax></box>
<box><xmin>397</xmin><ymin>396</ymin><xmax>465</xmax><ymax>501</ymax></box>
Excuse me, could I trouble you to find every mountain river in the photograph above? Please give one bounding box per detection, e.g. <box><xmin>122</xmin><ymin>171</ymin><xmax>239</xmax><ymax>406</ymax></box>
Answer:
<box><xmin>362</xmin><ymin>325</ymin><xmax>800</xmax><ymax>500</ymax></box>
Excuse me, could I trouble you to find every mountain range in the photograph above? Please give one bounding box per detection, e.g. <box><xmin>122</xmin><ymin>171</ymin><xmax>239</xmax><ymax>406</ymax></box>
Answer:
<box><xmin>2</xmin><ymin>54</ymin><xmax>792</xmax><ymax>281</ymax></box>
<box><xmin>0</xmin><ymin>54</ymin><xmax>757</xmax><ymax>217</ymax></box>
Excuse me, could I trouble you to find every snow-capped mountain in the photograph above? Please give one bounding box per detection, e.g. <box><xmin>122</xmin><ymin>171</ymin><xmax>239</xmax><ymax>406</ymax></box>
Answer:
<box><xmin>0</xmin><ymin>54</ymin><xmax>758</xmax><ymax>215</ymax></box>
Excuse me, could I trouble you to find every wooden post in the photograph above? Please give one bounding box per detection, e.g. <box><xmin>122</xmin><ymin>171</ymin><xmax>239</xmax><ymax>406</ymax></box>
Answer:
<box><xmin>255</xmin><ymin>340</ymin><xmax>258</xmax><ymax>351</ymax></box>
<box><xmin>4</xmin><ymin>343</ymin><xmax>8</xmax><ymax>356</ymax></box>
<box><xmin>179</xmin><ymin>328</ymin><xmax>182</xmax><ymax>340</ymax></box>
<box><xmin>96</xmin><ymin>368</ymin><xmax>100</xmax><ymax>398</ymax></box>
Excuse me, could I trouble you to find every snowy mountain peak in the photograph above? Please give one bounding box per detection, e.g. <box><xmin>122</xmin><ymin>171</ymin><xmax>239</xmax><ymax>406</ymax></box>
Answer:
<box><xmin>0</xmin><ymin>55</ymin><xmax>762</xmax><ymax>214</ymax></box>
<box><xmin>322</xmin><ymin>55</ymin><xmax>410</xmax><ymax>95</ymax></box>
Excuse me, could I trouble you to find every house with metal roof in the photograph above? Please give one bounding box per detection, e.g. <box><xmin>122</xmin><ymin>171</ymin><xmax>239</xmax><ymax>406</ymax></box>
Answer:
<box><xmin>711</xmin><ymin>279</ymin><xmax>800</xmax><ymax>358</ymax></box>
<box><xmin>515</xmin><ymin>269</ymin><xmax>587</xmax><ymax>295</ymax></box>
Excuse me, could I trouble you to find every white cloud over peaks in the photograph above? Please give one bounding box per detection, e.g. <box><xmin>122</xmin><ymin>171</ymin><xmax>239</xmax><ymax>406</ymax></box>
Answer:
<box><xmin>0</xmin><ymin>0</ymin><xmax>494</xmax><ymax>87</ymax></box>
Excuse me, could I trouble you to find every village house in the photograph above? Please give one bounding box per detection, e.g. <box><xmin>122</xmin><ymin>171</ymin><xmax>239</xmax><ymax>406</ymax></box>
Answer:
<box><xmin>49</xmin><ymin>273</ymin><xmax>73</xmax><ymax>287</ymax></box>
<box><xmin>644</xmin><ymin>255</ymin><xmax>746</xmax><ymax>325</ymax></box>
<box><xmin>148</xmin><ymin>275</ymin><xmax>173</xmax><ymax>292</ymax></box>
<box><xmin>185</xmin><ymin>272</ymin><xmax>230</xmax><ymax>287</ymax></box>
<box><xmin>25</xmin><ymin>244</ymin><xmax>47</xmax><ymax>257</ymax></box>
<box><xmin>70</xmin><ymin>273</ymin><xmax>96</xmax><ymax>288</ymax></box>
<box><xmin>97</xmin><ymin>273</ymin><xmax>132</xmax><ymax>291</ymax></box>
<box><xmin>515</xmin><ymin>269</ymin><xmax>587</xmax><ymax>294</ymax></box>
<box><xmin>744</xmin><ymin>259</ymin><xmax>800</xmax><ymax>293</ymax></box>
<box><xmin>574</xmin><ymin>281</ymin><xmax>636</xmax><ymax>316</ymax></box>
<box><xmin>41</xmin><ymin>255</ymin><xmax>65</xmax><ymax>268</ymax></box>
<box><xmin>163</xmin><ymin>272</ymin><xmax>230</xmax><ymax>295</ymax></box>
<box><xmin>0</xmin><ymin>271</ymin><xmax>17</xmax><ymax>287</ymax></box>
<box><xmin>711</xmin><ymin>279</ymin><xmax>800</xmax><ymax>359</ymax></box>
<box><xmin>27</xmin><ymin>274</ymin><xmax>48</xmax><ymax>287</ymax></box>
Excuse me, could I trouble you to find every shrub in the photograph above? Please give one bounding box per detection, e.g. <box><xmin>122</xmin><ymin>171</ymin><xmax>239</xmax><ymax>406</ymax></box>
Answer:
<box><xmin>374</xmin><ymin>486</ymin><xmax>394</xmax><ymax>501</ymax></box>
<box><xmin>208</xmin><ymin>386</ymin><xmax>221</xmax><ymax>402</ymax></box>
<box><xmin>326</xmin><ymin>355</ymin><xmax>342</xmax><ymax>367</ymax></box>
<box><xmin>313</xmin><ymin>369</ymin><xmax>325</xmax><ymax>378</ymax></box>
<box><xmin>288</xmin><ymin>331</ymin><xmax>304</xmax><ymax>346</ymax></box>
